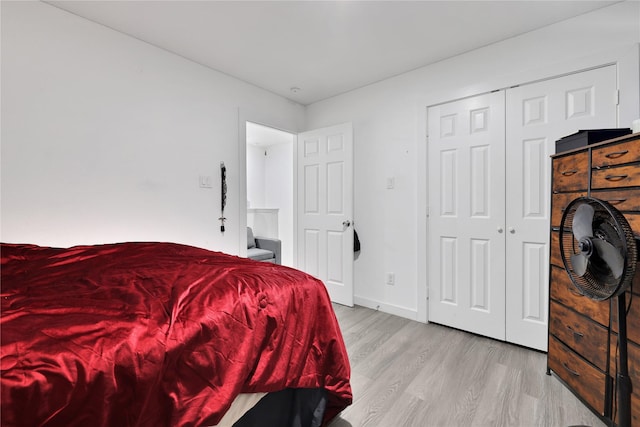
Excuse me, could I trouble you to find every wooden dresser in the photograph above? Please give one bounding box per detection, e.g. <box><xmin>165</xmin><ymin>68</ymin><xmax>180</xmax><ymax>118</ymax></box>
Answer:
<box><xmin>548</xmin><ymin>132</ymin><xmax>640</xmax><ymax>425</ymax></box>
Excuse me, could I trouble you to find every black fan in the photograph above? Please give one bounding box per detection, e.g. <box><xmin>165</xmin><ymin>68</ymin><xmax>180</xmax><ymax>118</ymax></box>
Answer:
<box><xmin>560</xmin><ymin>196</ymin><xmax>637</xmax><ymax>427</ymax></box>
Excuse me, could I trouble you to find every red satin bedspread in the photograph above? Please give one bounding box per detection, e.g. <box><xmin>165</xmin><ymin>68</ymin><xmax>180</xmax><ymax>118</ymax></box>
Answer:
<box><xmin>1</xmin><ymin>242</ymin><xmax>352</xmax><ymax>427</ymax></box>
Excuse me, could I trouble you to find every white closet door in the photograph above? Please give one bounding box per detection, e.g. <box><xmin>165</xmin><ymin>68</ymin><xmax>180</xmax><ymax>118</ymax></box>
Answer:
<box><xmin>505</xmin><ymin>65</ymin><xmax>618</xmax><ymax>351</ymax></box>
<box><xmin>428</xmin><ymin>92</ymin><xmax>507</xmax><ymax>341</ymax></box>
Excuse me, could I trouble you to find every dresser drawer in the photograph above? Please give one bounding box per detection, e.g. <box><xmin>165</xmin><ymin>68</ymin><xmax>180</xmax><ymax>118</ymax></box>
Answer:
<box><xmin>590</xmin><ymin>188</ymin><xmax>640</xmax><ymax>211</ymax></box>
<box><xmin>550</xmin><ymin>301</ymin><xmax>609</xmax><ymax>370</ymax></box>
<box><xmin>551</xmin><ymin>192</ymin><xmax>588</xmax><ymax>227</ymax></box>
<box><xmin>592</xmin><ymin>164</ymin><xmax>640</xmax><ymax>189</ymax></box>
<box><xmin>553</xmin><ymin>151</ymin><xmax>589</xmax><ymax>192</ymax></box>
<box><xmin>548</xmin><ymin>335</ymin><xmax>606</xmax><ymax>415</ymax></box>
<box><xmin>592</xmin><ymin>139</ymin><xmax>640</xmax><ymax>168</ymax></box>
<box><xmin>630</xmin><ymin>394</ymin><xmax>640</xmax><ymax>427</ymax></box>
<box><xmin>588</xmin><ymin>189</ymin><xmax>640</xmax><ymax>235</ymax></box>
<box><xmin>550</xmin><ymin>265</ymin><xmax>609</xmax><ymax>326</ymax></box>
<box><xmin>625</xmin><ymin>213</ymin><xmax>640</xmax><ymax>235</ymax></box>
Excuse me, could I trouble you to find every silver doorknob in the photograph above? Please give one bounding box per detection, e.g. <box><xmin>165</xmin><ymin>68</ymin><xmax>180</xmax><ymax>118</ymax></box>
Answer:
<box><xmin>497</xmin><ymin>226</ymin><xmax>504</xmax><ymax>233</ymax></box>
<box><xmin>509</xmin><ymin>227</ymin><xmax>516</xmax><ymax>234</ymax></box>
<box><xmin>342</xmin><ymin>220</ymin><xmax>351</xmax><ymax>228</ymax></box>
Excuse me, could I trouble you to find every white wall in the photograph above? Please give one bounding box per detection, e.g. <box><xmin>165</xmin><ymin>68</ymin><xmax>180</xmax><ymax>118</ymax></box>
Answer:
<box><xmin>2</xmin><ymin>1</ymin><xmax>639</xmax><ymax>324</ymax></box>
<box><xmin>246</xmin><ymin>145</ymin><xmax>267</xmax><ymax>208</ymax></box>
<box><xmin>265</xmin><ymin>142</ymin><xmax>294</xmax><ymax>266</ymax></box>
<box><xmin>1</xmin><ymin>1</ymin><xmax>305</xmax><ymax>255</ymax></box>
<box><xmin>305</xmin><ymin>1</ymin><xmax>640</xmax><ymax>322</ymax></box>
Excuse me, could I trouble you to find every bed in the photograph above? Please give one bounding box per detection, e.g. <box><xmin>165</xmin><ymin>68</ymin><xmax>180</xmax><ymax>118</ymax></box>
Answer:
<box><xmin>0</xmin><ymin>242</ymin><xmax>352</xmax><ymax>426</ymax></box>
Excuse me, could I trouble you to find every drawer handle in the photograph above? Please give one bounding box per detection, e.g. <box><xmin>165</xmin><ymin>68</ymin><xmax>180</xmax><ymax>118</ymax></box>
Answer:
<box><xmin>605</xmin><ymin>198</ymin><xmax>627</xmax><ymax>205</ymax></box>
<box><xmin>562</xmin><ymin>362</ymin><xmax>581</xmax><ymax>377</ymax></box>
<box><xmin>605</xmin><ymin>150</ymin><xmax>629</xmax><ymax>159</ymax></box>
<box><xmin>567</xmin><ymin>325</ymin><xmax>584</xmax><ymax>339</ymax></box>
<box><xmin>561</xmin><ymin>170</ymin><xmax>578</xmax><ymax>176</ymax></box>
<box><xmin>605</xmin><ymin>174</ymin><xmax>628</xmax><ymax>182</ymax></box>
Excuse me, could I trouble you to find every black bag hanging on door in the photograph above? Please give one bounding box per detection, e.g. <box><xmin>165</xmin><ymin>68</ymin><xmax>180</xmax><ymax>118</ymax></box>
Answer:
<box><xmin>353</xmin><ymin>229</ymin><xmax>361</xmax><ymax>253</ymax></box>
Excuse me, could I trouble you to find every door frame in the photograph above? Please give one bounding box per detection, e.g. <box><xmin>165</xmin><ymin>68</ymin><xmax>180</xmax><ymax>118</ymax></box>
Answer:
<box><xmin>238</xmin><ymin>112</ymin><xmax>356</xmax><ymax>305</ymax></box>
<box><xmin>238</xmin><ymin>109</ymin><xmax>300</xmax><ymax>262</ymax></box>
<box><xmin>422</xmin><ymin>47</ymin><xmax>639</xmax><ymax>325</ymax></box>
<box><xmin>245</xmin><ymin>121</ymin><xmax>296</xmax><ymax>267</ymax></box>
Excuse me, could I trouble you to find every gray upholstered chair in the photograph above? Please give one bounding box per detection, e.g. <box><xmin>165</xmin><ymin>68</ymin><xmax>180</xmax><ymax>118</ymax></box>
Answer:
<box><xmin>247</xmin><ymin>227</ymin><xmax>281</xmax><ymax>264</ymax></box>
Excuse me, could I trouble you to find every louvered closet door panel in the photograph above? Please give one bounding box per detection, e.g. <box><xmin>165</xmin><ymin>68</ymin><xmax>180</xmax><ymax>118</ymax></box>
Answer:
<box><xmin>427</xmin><ymin>92</ymin><xmax>506</xmax><ymax>341</ymax></box>
<box><xmin>505</xmin><ymin>65</ymin><xmax>617</xmax><ymax>351</ymax></box>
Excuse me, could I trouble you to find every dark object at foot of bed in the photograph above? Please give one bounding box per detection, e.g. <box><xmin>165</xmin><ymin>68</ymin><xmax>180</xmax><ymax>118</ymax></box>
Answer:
<box><xmin>234</xmin><ymin>388</ymin><xmax>327</xmax><ymax>427</ymax></box>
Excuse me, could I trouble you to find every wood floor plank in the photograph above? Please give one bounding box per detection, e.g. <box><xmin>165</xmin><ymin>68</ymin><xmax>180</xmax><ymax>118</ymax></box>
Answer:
<box><xmin>330</xmin><ymin>305</ymin><xmax>606</xmax><ymax>427</ymax></box>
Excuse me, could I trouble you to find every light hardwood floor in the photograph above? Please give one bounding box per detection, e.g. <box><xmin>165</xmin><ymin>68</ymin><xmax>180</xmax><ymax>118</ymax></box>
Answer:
<box><xmin>329</xmin><ymin>304</ymin><xmax>606</xmax><ymax>427</ymax></box>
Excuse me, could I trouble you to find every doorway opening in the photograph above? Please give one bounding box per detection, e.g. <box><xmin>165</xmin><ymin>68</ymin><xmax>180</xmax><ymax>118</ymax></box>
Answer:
<box><xmin>246</xmin><ymin>121</ymin><xmax>295</xmax><ymax>267</ymax></box>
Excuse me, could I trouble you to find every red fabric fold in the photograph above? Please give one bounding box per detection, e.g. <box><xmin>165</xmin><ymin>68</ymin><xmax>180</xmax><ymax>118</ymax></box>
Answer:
<box><xmin>1</xmin><ymin>242</ymin><xmax>352</xmax><ymax>427</ymax></box>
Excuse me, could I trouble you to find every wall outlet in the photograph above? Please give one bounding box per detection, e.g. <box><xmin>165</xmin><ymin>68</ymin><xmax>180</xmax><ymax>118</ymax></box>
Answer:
<box><xmin>386</xmin><ymin>272</ymin><xmax>395</xmax><ymax>286</ymax></box>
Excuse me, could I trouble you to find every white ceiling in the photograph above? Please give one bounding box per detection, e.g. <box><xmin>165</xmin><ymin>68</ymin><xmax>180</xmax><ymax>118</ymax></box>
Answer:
<box><xmin>47</xmin><ymin>0</ymin><xmax>619</xmax><ymax>105</ymax></box>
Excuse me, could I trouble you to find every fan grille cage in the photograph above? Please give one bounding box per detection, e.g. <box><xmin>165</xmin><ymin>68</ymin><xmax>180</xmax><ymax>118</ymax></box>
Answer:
<box><xmin>559</xmin><ymin>197</ymin><xmax>637</xmax><ymax>301</ymax></box>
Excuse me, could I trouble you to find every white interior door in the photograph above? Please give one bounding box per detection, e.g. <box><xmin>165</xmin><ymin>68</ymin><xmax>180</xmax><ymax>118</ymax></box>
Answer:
<box><xmin>427</xmin><ymin>92</ymin><xmax>507</xmax><ymax>340</ymax></box>
<box><xmin>505</xmin><ymin>65</ymin><xmax>618</xmax><ymax>351</ymax></box>
<box><xmin>297</xmin><ymin>123</ymin><xmax>354</xmax><ymax>306</ymax></box>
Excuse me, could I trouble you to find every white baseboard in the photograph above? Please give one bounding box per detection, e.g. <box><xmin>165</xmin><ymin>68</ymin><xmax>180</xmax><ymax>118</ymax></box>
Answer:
<box><xmin>353</xmin><ymin>295</ymin><xmax>420</xmax><ymax>322</ymax></box>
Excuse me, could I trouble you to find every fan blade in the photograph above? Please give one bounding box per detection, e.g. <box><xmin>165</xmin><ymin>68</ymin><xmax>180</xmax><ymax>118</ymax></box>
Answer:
<box><xmin>592</xmin><ymin>239</ymin><xmax>625</xmax><ymax>279</ymax></box>
<box><xmin>572</xmin><ymin>203</ymin><xmax>595</xmax><ymax>240</ymax></box>
<box><xmin>571</xmin><ymin>253</ymin><xmax>589</xmax><ymax>277</ymax></box>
